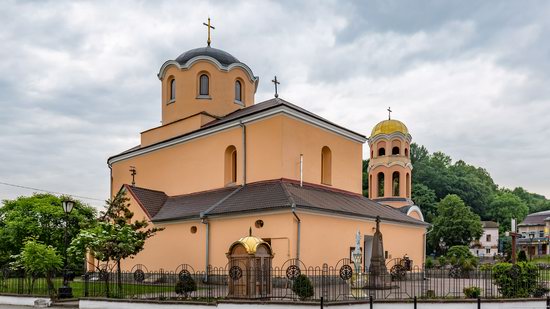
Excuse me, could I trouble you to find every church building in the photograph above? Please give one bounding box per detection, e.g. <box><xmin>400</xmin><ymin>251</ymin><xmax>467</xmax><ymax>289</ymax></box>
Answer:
<box><xmin>104</xmin><ymin>32</ymin><xmax>428</xmax><ymax>272</ymax></box>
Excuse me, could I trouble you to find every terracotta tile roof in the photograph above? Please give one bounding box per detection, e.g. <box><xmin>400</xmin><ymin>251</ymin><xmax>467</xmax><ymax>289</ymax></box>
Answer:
<box><xmin>125</xmin><ymin>185</ymin><xmax>168</xmax><ymax>218</ymax></box>
<box><xmin>127</xmin><ymin>180</ymin><xmax>426</xmax><ymax>226</ymax></box>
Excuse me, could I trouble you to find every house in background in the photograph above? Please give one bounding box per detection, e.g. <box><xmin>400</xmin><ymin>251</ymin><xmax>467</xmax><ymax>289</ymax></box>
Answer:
<box><xmin>517</xmin><ymin>210</ymin><xmax>550</xmax><ymax>258</ymax></box>
<box><xmin>470</xmin><ymin>221</ymin><xmax>499</xmax><ymax>258</ymax></box>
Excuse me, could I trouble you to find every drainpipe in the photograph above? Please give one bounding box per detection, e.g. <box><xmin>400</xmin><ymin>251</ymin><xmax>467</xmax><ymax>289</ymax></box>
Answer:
<box><xmin>201</xmin><ymin>217</ymin><xmax>210</xmax><ymax>282</ymax></box>
<box><xmin>300</xmin><ymin>154</ymin><xmax>303</xmax><ymax>187</ymax></box>
<box><xmin>239</xmin><ymin>121</ymin><xmax>247</xmax><ymax>186</ymax></box>
<box><xmin>291</xmin><ymin>203</ymin><xmax>301</xmax><ymax>260</ymax></box>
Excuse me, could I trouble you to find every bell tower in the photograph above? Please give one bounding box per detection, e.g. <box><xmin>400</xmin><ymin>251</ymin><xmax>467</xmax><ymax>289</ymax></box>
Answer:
<box><xmin>367</xmin><ymin>112</ymin><xmax>413</xmax><ymax>208</ymax></box>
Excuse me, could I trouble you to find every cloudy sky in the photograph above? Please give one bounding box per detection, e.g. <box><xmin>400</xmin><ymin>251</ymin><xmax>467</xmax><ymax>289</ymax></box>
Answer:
<box><xmin>1</xmin><ymin>0</ymin><xmax>549</xmax><ymax>208</ymax></box>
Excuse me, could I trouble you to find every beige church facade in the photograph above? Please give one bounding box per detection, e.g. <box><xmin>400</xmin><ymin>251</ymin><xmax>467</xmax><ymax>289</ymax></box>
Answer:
<box><xmin>103</xmin><ymin>43</ymin><xmax>428</xmax><ymax>272</ymax></box>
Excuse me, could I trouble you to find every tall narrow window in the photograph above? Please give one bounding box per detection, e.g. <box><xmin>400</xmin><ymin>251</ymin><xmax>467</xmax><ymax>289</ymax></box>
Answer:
<box><xmin>392</xmin><ymin>147</ymin><xmax>400</xmax><ymax>155</ymax></box>
<box><xmin>200</xmin><ymin>74</ymin><xmax>209</xmax><ymax>96</ymax></box>
<box><xmin>378</xmin><ymin>148</ymin><xmax>385</xmax><ymax>156</ymax></box>
<box><xmin>377</xmin><ymin>172</ymin><xmax>385</xmax><ymax>197</ymax></box>
<box><xmin>405</xmin><ymin>148</ymin><xmax>409</xmax><ymax>157</ymax></box>
<box><xmin>392</xmin><ymin>172</ymin><xmax>400</xmax><ymax>196</ymax></box>
<box><xmin>321</xmin><ymin>146</ymin><xmax>332</xmax><ymax>185</ymax></box>
<box><xmin>369</xmin><ymin>174</ymin><xmax>373</xmax><ymax>197</ymax></box>
<box><xmin>225</xmin><ymin>146</ymin><xmax>237</xmax><ymax>185</ymax></box>
<box><xmin>169</xmin><ymin>78</ymin><xmax>176</xmax><ymax>102</ymax></box>
<box><xmin>235</xmin><ymin>80</ymin><xmax>242</xmax><ymax>102</ymax></box>
<box><xmin>406</xmin><ymin>173</ymin><xmax>410</xmax><ymax>198</ymax></box>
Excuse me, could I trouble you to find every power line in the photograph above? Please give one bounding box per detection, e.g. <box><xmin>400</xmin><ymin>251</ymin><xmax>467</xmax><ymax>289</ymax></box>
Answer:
<box><xmin>0</xmin><ymin>181</ymin><xmax>105</xmax><ymax>202</ymax></box>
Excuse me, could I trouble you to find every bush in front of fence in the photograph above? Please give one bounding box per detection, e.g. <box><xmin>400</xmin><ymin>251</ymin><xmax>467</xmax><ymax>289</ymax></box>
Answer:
<box><xmin>175</xmin><ymin>275</ymin><xmax>197</xmax><ymax>299</ymax></box>
<box><xmin>492</xmin><ymin>262</ymin><xmax>538</xmax><ymax>298</ymax></box>
<box><xmin>291</xmin><ymin>274</ymin><xmax>314</xmax><ymax>301</ymax></box>
<box><xmin>463</xmin><ymin>286</ymin><xmax>481</xmax><ymax>299</ymax></box>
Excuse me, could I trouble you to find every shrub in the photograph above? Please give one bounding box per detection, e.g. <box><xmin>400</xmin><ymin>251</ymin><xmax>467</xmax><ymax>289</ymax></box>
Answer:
<box><xmin>175</xmin><ymin>275</ymin><xmax>197</xmax><ymax>299</ymax></box>
<box><xmin>292</xmin><ymin>274</ymin><xmax>314</xmax><ymax>300</ymax></box>
<box><xmin>446</xmin><ymin>246</ymin><xmax>474</xmax><ymax>260</ymax></box>
<box><xmin>532</xmin><ymin>284</ymin><xmax>550</xmax><ymax>298</ymax></box>
<box><xmin>518</xmin><ymin>251</ymin><xmax>528</xmax><ymax>262</ymax></box>
<box><xmin>425</xmin><ymin>257</ymin><xmax>434</xmax><ymax>269</ymax></box>
<box><xmin>492</xmin><ymin>262</ymin><xmax>538</xmax><ymax>298</ymax></box>
<box><xmin>463</xmin><ymin>286</ymin><xmax>481</xmax><ymax>299</ymax></box>
<box><xmin>437</xmin><ymin>256</ymin><xmax>447</xmax><ymax>267</ymax></box>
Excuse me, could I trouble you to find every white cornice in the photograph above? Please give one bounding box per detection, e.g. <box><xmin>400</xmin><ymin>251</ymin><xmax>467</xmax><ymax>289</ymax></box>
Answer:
<box><xmin>108</xmin><ymin>105</ymin><xmax>367</xmax><ymax>165</ymax></box>
<box><xmin>157</xmin><ymin>57</ymin><xmax>259</xmax><ymax>92</ymax></box>
<box><xmin>369</xmin><ymin>132</ymin><xmax>412</xmax><ymax>145</ymax></box>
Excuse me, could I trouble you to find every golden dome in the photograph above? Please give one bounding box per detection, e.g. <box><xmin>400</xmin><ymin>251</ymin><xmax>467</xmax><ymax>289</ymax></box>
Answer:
<box><xmin>232</xmin><ymin>236</ymin><xmax>270</xmax><ymax>254</ymax></box>
<box><xmin>370</xmin><ymin>119</ymin><xmax>409</xmax><ymax>138</ymax></box>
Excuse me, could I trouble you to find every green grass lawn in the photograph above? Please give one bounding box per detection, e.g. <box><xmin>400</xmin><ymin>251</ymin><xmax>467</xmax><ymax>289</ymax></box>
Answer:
<box><xmin>0</xmin><ymin>277</ymin><xmax>175</xmax><ymax>298</ymax></box>
<box><xmin>530</xmin><ymin>255</ymin><xmax>550</xmax><ymax>264</ymax></box>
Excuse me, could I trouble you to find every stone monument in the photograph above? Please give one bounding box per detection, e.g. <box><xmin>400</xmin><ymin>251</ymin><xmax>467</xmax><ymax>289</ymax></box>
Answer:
<box><xmin>367</xmin><ymin>216</ymin><xmax>392</xmax><ymax>289</ymax></box>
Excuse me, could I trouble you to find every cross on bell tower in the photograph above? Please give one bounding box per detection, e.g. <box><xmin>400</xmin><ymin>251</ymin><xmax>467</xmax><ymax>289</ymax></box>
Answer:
<box><xmin>387</xmin><ymin>107</ymin><xmax>392</xmax><ymax>120</ymax></box>
<box><xmin>203</xmin><ymin>17</ymin><xmax>215</xmax><ymax>47</ymax></box>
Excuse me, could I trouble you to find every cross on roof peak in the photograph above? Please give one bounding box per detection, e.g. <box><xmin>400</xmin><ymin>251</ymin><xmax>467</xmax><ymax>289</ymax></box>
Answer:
<box><xmin>387</xmin><ymin>107</ymin><xmax>392</xmax><ymax>120</ymax></box>
<box><xmin>203</xmin><ymin>17</ymin><xmax>215</xmax><ymax>47</ymax></box>
<box><xmin>271</xmin><ymin>76</ymin><xmax>280</xmax><ymax>98</ymax></box>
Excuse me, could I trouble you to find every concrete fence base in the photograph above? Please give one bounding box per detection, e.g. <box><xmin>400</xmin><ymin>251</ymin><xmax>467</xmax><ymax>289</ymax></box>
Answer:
<box><xmin>79</xmin><ymin>298</ymin><xmax>548</xmax><ymax>309</ymax></box>
<box><xmin>0</xmin><ymin>295</ymin><xmax>51</xmax><ymax>307</ymax></box>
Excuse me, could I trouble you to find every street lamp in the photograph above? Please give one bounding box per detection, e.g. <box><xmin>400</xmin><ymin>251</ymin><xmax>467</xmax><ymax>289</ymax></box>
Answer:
<box><xmin>529</xmin><ymin>233</ymin><xmax>535</xmax><ymax>261</ymax></box>
<box><xmin>439</xmin><ymin>237</ymin><xmax>447</xmax><ymax>255</ymax></box>
<box><xmin>59</xmin><ymin>199</ymin><xmax>74</xmax><ymax>299</ymax></box>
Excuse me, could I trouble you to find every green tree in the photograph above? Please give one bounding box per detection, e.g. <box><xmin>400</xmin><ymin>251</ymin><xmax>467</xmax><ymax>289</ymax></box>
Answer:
<box><xmin>69</xmin><ymin>191</ymin><xmax>162</xmax><ymax>296</ymax></box>
<box><xmin>12</xmin><ymin>239</ymin><xmax>63</xmax><ymax>296</ymax></box>
<box><xmin>362</xmin><ymin>159</ymin><xmax>370</xmax><ymax>197</ymax></box>
<box><xmin>0</xmin><ymin>194</ymin><xmax>96</xmax><ymax>269</ymax></box>
<box><xmin>429</xmin><ymin>194</ymin><xmax>483</xmax><ymax>253</ymax></box>
<box><xmin>411</xmin><ymin>183</ymin><xmax>437</xmax><ymax>222</ymax></box>
<box><xmin>512</xmin><ymin>187</ymin><xmax>550</xmax><ymax>213</ymax></box>
<box><xmin>488</xmin><ymin>191</ymin><xmax>529</xmax><ymax>234</ymax></box>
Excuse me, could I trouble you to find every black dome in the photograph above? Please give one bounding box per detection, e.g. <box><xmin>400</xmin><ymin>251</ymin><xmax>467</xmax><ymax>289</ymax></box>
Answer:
<box><xmin>175</xmin><ymin>47</ymin><xmax>240</xmax><ymax>66</ymax></box>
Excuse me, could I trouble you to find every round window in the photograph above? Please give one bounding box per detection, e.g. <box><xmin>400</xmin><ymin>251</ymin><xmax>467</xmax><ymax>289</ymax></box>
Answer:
<box><xmin>255</xmin><ymin>220</ymin><xmax>264</xmax><ymax>228</ymax></box>
<box><xmin>190</xmin><ymin>226</ymin><xmax>197</xmax><ymax>234</ymax></box>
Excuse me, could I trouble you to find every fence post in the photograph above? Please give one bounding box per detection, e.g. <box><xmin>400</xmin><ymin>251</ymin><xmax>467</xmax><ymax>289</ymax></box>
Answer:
<box><xmin>322</xmin><ymin>263</ymin><xmax>328</xmax><ymax>300</ymax></box>
<box><xmin>84</xmin><ymin>273</ymin><xmax>89</xmax><ymax>297</ymax></box>
<box><xmin>546</xmin><ymin>295</ymin><xmax>549</xmax><ymax>309</ymax></box>
<box><xmin>477</xmin><ymin>297</ymin><xmax>481</xmax><ymax>309</ymax></box>
<box><xmin>320</xmin><ymin>296</ymin><xmax>324</xmax><ymax>309</ymax></box>
<box><xmin>414</xmin><ymin>296</ymin><xmax>417</xmax><ymax>309</ymax></box>
<box><xmin>369</xmin><ymin>295</ymin><xmax>373</xmax><ymax>309</ymax></box>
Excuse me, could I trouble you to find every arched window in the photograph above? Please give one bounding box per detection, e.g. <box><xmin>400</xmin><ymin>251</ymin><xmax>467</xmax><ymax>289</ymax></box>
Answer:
<box><xmin>225</xmin><ymin>146</ymin><xmax>237</xmax><ymax>185</ymax></box>
<box><xmin>235</xmin><ymin>80</ymin><xmax>242</xmax><ymax>102</ymax></box>
<box><xmin>378</xmin><ymin>148</ymin><xmax>386</xmax><ymax>156</ymax></box>
<box><xmin>199</xmin><ymin>74</ymin><xmax>209</xmax><ymax>96</ymax></box>
<box><xmin>371</xmin><ymin>150</ymin><xmax>373</xmax><ymax>159</ymax></box>
<box><xmin>405</xmin><ymin>148</ymin><xmax>409</xmax><ymax>157</ymax></box>
<box><xmin>169</xmin><ymin>78</ymin><xmax>176</xmax><ymax>102</ymax></box>
<box><xmin>392</xmin><ymin>172</ymin><xmax>400</xmax><ymax>196</ymax></box>
<box><xmin>377</xmin><ymin>172</ymin><xmax>385</xmax><ymax>197</ymax></box>
<box><xmin>321</xmin><ymin>146</ymin><xmax>332</xmax><ymax>185</ymax></box>
<box><xmin>369</xmin><ymin>174</ymin><xmax>373</xmax><ymax>197</ymax></box>
<box><xmin>392</xmin><ymin>147</ymin><xmax>400</xmax><ymax>155</ymax></box>
<box><xmin>406</xmin><ymin>173</ymin><xmax>410</xmax><ymax>198</ymax></box>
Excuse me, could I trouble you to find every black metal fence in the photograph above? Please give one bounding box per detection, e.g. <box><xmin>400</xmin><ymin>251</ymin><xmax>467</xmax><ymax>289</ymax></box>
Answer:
<box><xmin>1</xmin><ymin>261</ymin><xmax>549</xmax><ymax>302</ymax></box>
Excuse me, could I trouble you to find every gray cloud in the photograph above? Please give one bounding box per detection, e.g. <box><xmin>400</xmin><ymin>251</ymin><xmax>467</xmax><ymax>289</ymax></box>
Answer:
<box><xmin>0</xmin><ymin>0</ymin><xmax>549</xmax><ymax>207</ymax></box>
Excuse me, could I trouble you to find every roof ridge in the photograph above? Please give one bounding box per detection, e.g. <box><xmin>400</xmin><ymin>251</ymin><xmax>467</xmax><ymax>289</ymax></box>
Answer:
<box><xmin>127</xmin><ymin>185</ymin><xmax>168</xmax><ymax>195</ymax></box>
<box><xmin>201</xmin><ymin>186</ymin><xmax>243</xmax><ymax>218</ymax></box>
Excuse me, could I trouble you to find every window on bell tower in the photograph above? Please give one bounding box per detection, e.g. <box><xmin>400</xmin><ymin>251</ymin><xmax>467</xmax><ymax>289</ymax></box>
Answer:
<box><xmin>169</xmin><ymin>78</ymin><xmax>176</xmax><ymax>102</ymax></box>
<box><xmin>199</xmin><ymin>74</ymin><xmax>209</xmax><ymax>96</ymax></box>
<box><xmin>235</xmin><ymin>80</ymin><xmax>242</xmax><ymax>103</ymax></box>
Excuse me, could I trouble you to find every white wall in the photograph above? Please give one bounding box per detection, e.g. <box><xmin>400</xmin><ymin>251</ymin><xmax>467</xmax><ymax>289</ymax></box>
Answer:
<box><xmin>0</xmin><ymin>295</ymin><xmax>51</xmax><ymax>307</ymax></box>
<box><xmin>80</xmin><ymin>299</ymin><xmax>546</xmax><ymax>309</ymax></box>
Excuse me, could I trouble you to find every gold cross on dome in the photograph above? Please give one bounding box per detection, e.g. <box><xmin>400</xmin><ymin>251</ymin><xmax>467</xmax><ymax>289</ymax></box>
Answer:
<box><xmin>203</xmin><ymin>17</ymin><xmax>215</xmax><ymax>47</ymax></box>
